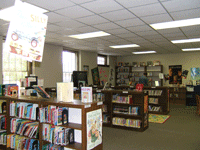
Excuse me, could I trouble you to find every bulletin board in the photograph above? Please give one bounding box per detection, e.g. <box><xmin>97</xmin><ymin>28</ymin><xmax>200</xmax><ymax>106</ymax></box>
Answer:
<box><xmin>98</xmin><ymin>66</ymin><xmax>110</xmax><ymax>85</ymax></box>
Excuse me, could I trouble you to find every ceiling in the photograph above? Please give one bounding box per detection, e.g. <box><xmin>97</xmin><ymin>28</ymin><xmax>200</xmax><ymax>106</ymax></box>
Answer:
<box><xmin>0</xmin><ymin>0</ymin><xmax>200</xmax><ymax>56</ymax></box>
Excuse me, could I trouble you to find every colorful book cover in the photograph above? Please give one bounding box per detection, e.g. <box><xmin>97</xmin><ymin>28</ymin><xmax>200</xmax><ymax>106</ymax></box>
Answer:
<box><xmin>81</xmin><ymin>87</ymin><xmax>93</xmax><ymax>103</ymax></box>
<box><xmin>57</xmin><ymin>107</ymin><xmax>63</xmax><ymax>126</ymax></box>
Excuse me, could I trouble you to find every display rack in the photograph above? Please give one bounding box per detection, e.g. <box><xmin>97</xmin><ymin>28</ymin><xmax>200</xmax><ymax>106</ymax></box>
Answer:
<box><xmin>146</xmin><ymin>65</ymin><xmax>163</xmax><ymax>86</ymax></box>
<box><xmin>0</xmin><ymin>96</ymin><xmax>103</xmax><ymax>150</ymax></box>
<box><xmin>169</xmin><ymin>87</ymin><xmax>186</xmax><ymax>105</ymax></box>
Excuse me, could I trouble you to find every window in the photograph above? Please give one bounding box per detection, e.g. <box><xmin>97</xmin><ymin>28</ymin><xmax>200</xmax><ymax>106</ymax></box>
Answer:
<box><xmin>62</xmin><ymin>51</ymin><xmax>77</xmax><ymax>82</ymax></box>
<box><xmin>2</xmin><ymin>42</ymin><xmax>28</xmax><ymax>84</ymax></box>
<box><xmin>97</xmin><ymin>55</ymin><xmax>107</xmax><ymax>65</ymax></box>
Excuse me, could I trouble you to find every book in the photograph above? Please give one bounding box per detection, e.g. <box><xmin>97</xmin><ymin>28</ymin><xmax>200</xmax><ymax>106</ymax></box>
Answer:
<box><xmin>62</xmin><ymin>108</ymin><xmax>68</xmax><ymax>125</ymax></box>
<box><xmin>81</xmin><ymin>87</ymin><xmax>93</xmax><ymax>103</ymax></box>
<box><xmin>57</xmin><ymin>82</ymin><xmax>73</xmax><ymax>102</ymax></box>
<box><xmin>33</xmin><ymin>85</ymin><xmax>51</xmax><ymax>98</ymax></box>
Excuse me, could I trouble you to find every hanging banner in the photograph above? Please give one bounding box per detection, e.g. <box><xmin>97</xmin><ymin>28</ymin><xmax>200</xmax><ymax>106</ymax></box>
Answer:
<box><xmin>5</xmin><ymin>0</ymin><xmax>48</xmax><ymax>62</ymax></box>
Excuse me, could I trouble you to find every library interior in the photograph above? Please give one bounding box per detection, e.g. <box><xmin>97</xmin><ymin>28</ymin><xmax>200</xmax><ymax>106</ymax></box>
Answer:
<box><xmin>0</xmin><ymin>0</ymin><xmax>200</xmax><ymax>150</ymax></box>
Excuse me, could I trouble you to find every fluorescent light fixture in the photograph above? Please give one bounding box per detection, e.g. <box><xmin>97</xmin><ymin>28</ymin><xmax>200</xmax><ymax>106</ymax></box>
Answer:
<box><xmin>182</xmin><ymin>48</ymin><xmax>200</xmax><ymax>51</ymax></box>
<box><xmin>0</xmin><ymin>2</ymin><xmax>48</xmax><ymax>21</ymax></box>
<box><xmin>150</xmin><ymin>18</ymin><xmax>200</xmax><ymax>30</ymax></box>
<box><xmin>68</xmin><ymin>31</ymin><xmax>110</xmax><ymax>39</ymax></box>
<box><xmin>110</xmin><ymin>44</ymin><xmax>140</xmax><ymax>48</ymax></box>
<box><xmin>132</xmin><ymin>51</ymin><xmax>156</xmax><ymax>54</ymax></box>
<box><xmin>171</xmin><ymin>38</ymin><xmax>200</xmax><ymax>44</ymax></box>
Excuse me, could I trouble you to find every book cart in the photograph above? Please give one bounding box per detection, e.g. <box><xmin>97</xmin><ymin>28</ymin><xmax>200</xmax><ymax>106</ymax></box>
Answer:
<box><xmin>0</xmin><ymin>96</ymin><xmax>103</xmax><ymax>150</ymax></box>
<box><xmin>144</xmin><ymin>87</ymin><xmax>169</xmax><ymax>115</ymax></box>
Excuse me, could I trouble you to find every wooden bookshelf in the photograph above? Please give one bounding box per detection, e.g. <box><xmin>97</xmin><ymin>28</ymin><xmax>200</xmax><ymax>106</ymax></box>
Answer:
<box><xmin>144</xmin><ymin>86</ymin><xmax>169</xmax><ymax>115</ymax></box>
<box><xmin>0</xmin><ymin>96</ymin><xmax>103</xmax><ymax>150</ymax></box>
<box><xmin>169</xmin><ymin>87</ymin><xmax>186</xmax><ymax>105</ymax></box>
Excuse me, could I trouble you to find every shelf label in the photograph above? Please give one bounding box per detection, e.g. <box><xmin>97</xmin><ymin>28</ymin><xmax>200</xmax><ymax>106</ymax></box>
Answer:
<box><xmin>97</xmin><ymin>101</ymin><xmax>103</xmax><ymax>105</ymax></box>
<box><xmin>97</xmin><ymin>90</ymin><xmax>101</xmax><ymax>93</ymax></box>
<box><xmin>111</xmin><ymin>86</ymin><xmax>114</xmax><ymax>88</ymax></box>
<box><xmin>84</xmin><ymin>104</ymin><xmax>91</xmax><ymax>108</ymax></box>
<box><xmin>151</xmin><ymin>87</ymin><xmax>156</xmax><ymax>88</ymax></box>
<box><xmin>123</xmin><ymin>91</ymin><xmax>128</xmax><ymax>93</ymax></box>
<box><xmin>130</xmin><ymin>86</ymin><xmax>133</xmax><ymax>88</ymax></box>
<box><xmin>93</xmin><ymin>85</ymin><xmax>97</xmax><ymax>87</ymax></box>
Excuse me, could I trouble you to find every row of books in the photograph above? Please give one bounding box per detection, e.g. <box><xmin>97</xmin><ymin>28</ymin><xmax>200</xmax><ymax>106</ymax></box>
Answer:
<box><xmin>93</xmin><ymin>93</ymin><xmax>105</xmax><ymax>102</ymax></box>
<box><xmin>116</xmin><ymin>79</ymin><xmax>129</xmax><ymax>84</ymax></box>
<box><xmin>39</xmin><ymin>106</ymin><xmax>68</xmax><ymax>125</ymax></box>
<box><xmin>0</xmin><ymin>131</ymin><xmax>6</xmax><ymax>145</ymax></box>
<box><xmin>10</xmin><ymin>118</ymin><xmax>39</xmax><ymax>139</ymax></box>
<box><xmin>0</xmin><ymin>101</ymin><xmax>6</xmax><ymax>113</ymax></box>
<box><xmin>145</xmin><ymin>90</ymin><xmax>163</xmax><ymax>96</ymax></box>
<box><xmin>149</xmin><ymin>105</ymin><xmax>161</xmax><ymax>112</ymax></box>
<box><xmin>7</xmin><ymin>134</ymin><xmax>39</xmax><ymax>150</ymax></box>
<box><xmin>43</xmin><ymin>124</ymin><xmax>74</xmax><ymax>146</ymax></box>
<box><xmin>112</xmin><ymin>117</ymin><xmax>141</xmax><ymax>128</ymax></box>
<box><xmin>149</xmin><ymin>98</ymin><xmax>159</xmax><ymax>104</ymax></box>
<box><xmin>117</xmin><ymin>75</ymin><xmax>129</xmax><ymax>79</ymax></box>
<box><xmin>130</xmin><ymin>72</ymin><xmax>140</xmax><ymax>77</ymax></box>
<box><xmin>103</xmin><ymin>114</ymin><xmax>110</xmax><ymax>123</ymax></box>
<box><xmin>113</xmin><ymin>106</ymin><xmax>140</xmax><ymax>115</ymax></box>
<box><xmin>43</xmin><ymin>144</ymin><xmax>65</xmax><ymax>150</ymax></box>
<box><xmin>117</xmin><ymin>67</ymin><xmax>129</xmax><ymax>72</ymax></box>
<box><xmin>0</xmin><ymin>115</ymin><xmax>6</xmax><ymax>129</ymax></box>
<box><xmin>112</xmin><ymin>95</ymin><xmax>133</xmax><ymax>104</ymax></box>
<box><xmin>10</xmin><ymin>102</ymin><xmax>39</xmax><ymax>121</ymax></box>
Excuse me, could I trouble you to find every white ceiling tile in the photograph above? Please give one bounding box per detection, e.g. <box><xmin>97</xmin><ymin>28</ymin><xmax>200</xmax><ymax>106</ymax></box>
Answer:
<box><xmin>26</xmin><ymin>0</ymin><xmax>75</xmax><ymax>11</ymax></box>
<box><xmin>0</xmin><ymin>0</ymin><xmax>15</xmax><ymax>8</ymax></box>
<box><xmin>180</xmin><ymin>25</ymin><xmax>200</xmax><ymax>33</ymax></box>
<box><xmin>127</xmin><ymin>25</ymin><xmax>153</xmax><ymax>33</ymax></box>
<box><xmin>136</xmin><ymin>30</ymin><xmax>159</xmax><ymax>36</ymax></box>
<box><xmin>128</xmin><ymin>3</ymin><xmax>167</xmax><ymax>17</ymax></box>
<box><xmin>45</xmin><ymin>12</ymin><xmax>69</xmax><ymax>23</ymax></box>
<box><xmin>116</xmin><ymin>33</ymin><xmax>138</xmax><ymax>38</ymax></box>
<box><xmin>55</xmin><ymin>20</ymin><xmax>85</xmax><ymax>28</ymax></box>
<box><xmin>55</xmin><ymin>5</ymin><xmax>94</xmax><ymax>19</ymax></box>
<box><xmin>115</xmin><ymin>0</ymin><xmax>159</xmax><ymax>8</ymax></box>
<box><xmin>162</xmin><ymin>32</ymin><xmax>186</xmax><ymax>38</ymax></box>
<box><xmin>115</xmin><ymin>18</ymin><xmax>145</xmax><ymax>28</ymax></box>
<box><xmin>107</xmin><ymin>28</ymin><xmax>130</xmax><ymax>35</ymax></box>
<box><xmin>74</xmin><ymin>26</ymin><xmax>98</xmax><ymax>33</ymax></box>
<box><xmin>161</xmin><ymin>0</ymin><xmax>200</xmax><ymax>12</ymax></box>
<box><xmin>54</xmin><ymin>29</ymin><xmax>81</xmax><ymax>35</ymax></box>
<box><xmin>157</xmin><ymin>28</ymin><xmax>182</xmax><ymax>34</ymax></box>
<box><xmin>93</xmin><ymin>22</ymin><xmax>120</xmax><ymax>30</ymax></box>
<box><xmin>76</xmin><ymin>15</ymin><xmax>109</xmax><ymax>25</ymax></box>
<box><xmin>81</xmin><ymin>0</ymin><xmax>124</xmax><ymax>14</ymax></box>
<box><xmin>100</xmin><ymin>9</ymin><xmax>136</xmax><ymax>21</ymax></box>
<box><xmin>108</xmin><ymin>39</ymin><xmax>130</xmax><ymax>44</ymax></box>
<box><xmin>170</xmin><ymin>8</ymin><xmax>200</xmax><ymax>20</ymax></box>
<box><xmin>69</xmin><ymin>0</ymin><xmax>95</xmax><ymax>4</ymax></box>
<box><xmin>141</xmin><ymin>13</ymin><xmax>173</xmax><ymax>24</ymax></box>
<box><xmin>46</xmin><ymin>24</ymin><xmax>63</xmax><ymax>32</ymax></box>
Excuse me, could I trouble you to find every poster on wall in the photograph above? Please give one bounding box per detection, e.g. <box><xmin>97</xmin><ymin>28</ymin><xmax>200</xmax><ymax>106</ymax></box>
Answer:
<box><xmin>91</xmin><ymin>67</ymin><xmax>100</xmax><ymax>85</ymax></box>
<box><xmin>5</xmin><ymin>0</ymin><xmax>48</xmax><ymax>62</ymax></box>
<box><xmin>87</xmin><ymin>109</ymin><xmax>102</xmax><ymax>150</ymax></box>
<box><xmin>191</xmin><ymin>68</ymin><xmax>200</xmax><ymax>80</ymax></box>
<box><xmin>98</xmin><ymin>66</ymin><xmax>109</xmax><ymax>86</ymax></box>
<box><xmin>169</xmin><ymin>65</ymin><xmax>182</xmax><ymax>84</ymax></box>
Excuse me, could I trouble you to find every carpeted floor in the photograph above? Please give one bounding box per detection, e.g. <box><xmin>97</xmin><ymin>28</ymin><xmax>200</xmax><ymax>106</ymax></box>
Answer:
<box><xmin>103</xmin><ymin>104</ymin><xmax>200</xmax><ymax>150</ymax></box>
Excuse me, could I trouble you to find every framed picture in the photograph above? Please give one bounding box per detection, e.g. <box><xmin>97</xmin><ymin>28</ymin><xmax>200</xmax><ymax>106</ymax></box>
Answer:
<box><xmin>124</xmin><ymin>62</ymin><xmax>130</xmax><ymax>66</ymax></box>
<box><xmin>147</xmin><ymin>61</ymin><xmax>153</xmax><ymax>66</ymax></box>
<box><xmin>118</xmin><ymin>62</ymin><xmax>123</xmax><ymax>66</ymax></box>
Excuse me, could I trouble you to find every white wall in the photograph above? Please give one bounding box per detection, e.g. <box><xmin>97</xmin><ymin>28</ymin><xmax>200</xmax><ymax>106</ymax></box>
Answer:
<box><xmin>35</xmin><ymin>43</ymin><xmax>63</xmax><ymax>88</ymax></box>
<box><xmin>117</xmin><ymin>52</ymin><xmax>200</xmax><ymax>86</ymax></box>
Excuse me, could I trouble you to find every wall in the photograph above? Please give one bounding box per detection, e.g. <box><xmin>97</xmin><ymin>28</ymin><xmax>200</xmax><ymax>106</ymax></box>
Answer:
<box><xmin>117</xmin><ymin>52</ymin><xmax>200</xmax><ymax>86</ymax></box>
<box><xmin>79</xmin><ymin>51</ymin><xmax>97</xmax><ymax>85</ymax></box>
<box><xmin>35</xmin><ymin>43</ymin><xmax>63</xmax><ymax>88</ymax></box>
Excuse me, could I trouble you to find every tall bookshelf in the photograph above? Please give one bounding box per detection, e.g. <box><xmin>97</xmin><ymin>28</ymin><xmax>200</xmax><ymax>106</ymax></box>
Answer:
<box><xmin>115</xmin><ymin>65</ymin><xmax>163</xmax><ymax>86</ymax></box>
<box><xmin>0</xmin><ymin>96</ymin><xmax>103</xmax><ymax>150</ymax></box>
<box><xmin>169</xmin><ymin>87</ymin><xmax>186</xmax><ymax>105</ymax></box>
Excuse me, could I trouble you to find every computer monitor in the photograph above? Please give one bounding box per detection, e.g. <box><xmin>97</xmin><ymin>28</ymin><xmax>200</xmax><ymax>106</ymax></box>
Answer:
<box><xmin>72</xmin><ymin>71</ymin><xmax>88</xmax><ymax>88</ymax></box>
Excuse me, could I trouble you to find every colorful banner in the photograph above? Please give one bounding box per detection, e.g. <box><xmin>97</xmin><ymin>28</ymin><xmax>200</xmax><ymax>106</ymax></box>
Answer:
<box><xmin>87</xmin><ymin>109</ymin><xmax>102</xmax><ymax>150</ymax></box>
<box><xmin>5</xmin><ymin>0</ymin><xmax>48</xmax><ymax>62</ymax></box>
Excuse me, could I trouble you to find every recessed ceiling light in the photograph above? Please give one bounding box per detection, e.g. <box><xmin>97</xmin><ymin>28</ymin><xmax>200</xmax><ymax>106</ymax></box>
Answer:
<box><xmin>171</xmin><ymin>38</ymin><xmax>200</xmax><ymax>44</ymax></box>
<box><xmin>182</xmin><ymin>48</ymin><xmax>200</xmax><ymax>51</ymax></box>
<box><xmin>68</xmin><ymin>31</ymin><xmax>110</xmax><ymax>39</ymax></box>
<box><xmin>109</xmin><ymin>44</ymin><xmax>140</xmax><ymax>48</ymax></box>
<box><xmin>150</xmin><ymin>18</ymin><xmax>200</xmax><ymax>30</ymax></box>
<box><xmin>132</xmin><ymin>51</ymin><xmax>156</xmax><ymax>54</ymax></box>
<box><xmin>0</xmin><ymin>1</ymin><xmax>48</xmax><ymax>22</ymax></box>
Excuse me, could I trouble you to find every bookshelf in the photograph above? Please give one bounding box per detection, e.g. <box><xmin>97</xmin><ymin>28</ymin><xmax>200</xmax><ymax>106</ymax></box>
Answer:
<box><xmin>169</xmin><ymin>87</ymin><xmax>186</xmax><ymax>105</ymax></box>
<box><xmin>0</xmin><ymin>96</ymin><xmax>103</xmax><ymax>150</ymax></box>
<box><xmin>144</xmin><ymin>87</ymin><xmax>169</xmax><ymax>115</ymax></box>
<box><xmin>115</xmin><ymin>65</ymin><xmax>163</xmax><ymax>86</ymax></box>
<box><xmin>146</xmin><ymin>65</ymin><xmax>163</xmax><ymax>86</ymax></box>
<box><xmin>111</xmin><ymin>90</ymin><xmax>148</xmax><ymax>132</ymax></box>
